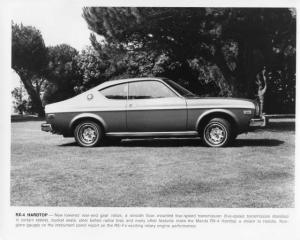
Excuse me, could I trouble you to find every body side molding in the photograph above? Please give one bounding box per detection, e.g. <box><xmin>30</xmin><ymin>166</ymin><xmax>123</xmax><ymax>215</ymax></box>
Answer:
<box><xmin>106</xmin><ymin>131</ymin><xmax>199</xmax><ymax>137</ymax></box>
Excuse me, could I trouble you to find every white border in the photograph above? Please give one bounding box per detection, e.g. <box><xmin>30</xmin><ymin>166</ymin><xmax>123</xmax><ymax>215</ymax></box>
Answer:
<box><xmin>1</xmin><ymin>1</ymin><xmax>299</xmax><ymax>239</ymax></box>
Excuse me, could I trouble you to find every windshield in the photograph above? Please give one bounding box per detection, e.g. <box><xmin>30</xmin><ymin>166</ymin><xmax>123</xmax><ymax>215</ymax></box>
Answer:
<box><xmin>162</xmin><ymin>78</ymin><xmax>198</xmax><ymax>98</ymax></box>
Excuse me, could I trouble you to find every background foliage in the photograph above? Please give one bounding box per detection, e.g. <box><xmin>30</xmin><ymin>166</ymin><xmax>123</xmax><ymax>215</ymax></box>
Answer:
<box><xmin>12</xmin><ymin>23</ymin><xmax>48</xmax><ymax>116</ymax></box>
<box><xmin>12</xmin><ymin>8</ymin><xmax>296</xmax><ymax>115</ymax></box>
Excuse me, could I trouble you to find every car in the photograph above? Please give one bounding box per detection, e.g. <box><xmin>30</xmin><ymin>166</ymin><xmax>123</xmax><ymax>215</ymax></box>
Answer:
<box><xmin>41</xmin><ymin>77</ymin><xmax>266</xmax><ymax>147</ymax></box>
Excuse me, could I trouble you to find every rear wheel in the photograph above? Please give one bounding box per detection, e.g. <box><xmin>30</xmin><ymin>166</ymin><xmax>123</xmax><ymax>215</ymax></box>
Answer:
<box><xmin>74</xmin><ymin>121</ymin><xmax>103</xmax><ymax>147</ymax></box>
<box><xmin>202</xmin><ymin>118</ymin><xmax>232</xmax><ymax>147</ymax></box>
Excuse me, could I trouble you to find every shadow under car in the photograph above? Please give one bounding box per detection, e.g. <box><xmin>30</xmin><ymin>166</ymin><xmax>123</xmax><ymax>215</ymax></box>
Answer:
<box><xmin>59</xmin><ymin>137</ymin><xmax>284</xmax><ymax>148</ymax></box>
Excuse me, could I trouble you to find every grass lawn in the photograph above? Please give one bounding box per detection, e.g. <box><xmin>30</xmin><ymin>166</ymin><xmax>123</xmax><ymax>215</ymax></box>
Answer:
<box><xmin>11</xmin><ymin>119</ymin><xmax>295</xmax><ymax>207</ymax></box>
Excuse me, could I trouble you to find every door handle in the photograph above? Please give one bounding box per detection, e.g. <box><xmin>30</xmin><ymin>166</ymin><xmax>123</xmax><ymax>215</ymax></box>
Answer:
<box><xmin>128</xmin><ymin>103</ymin><xmax>133</xmax><ymax>107</ymax></box>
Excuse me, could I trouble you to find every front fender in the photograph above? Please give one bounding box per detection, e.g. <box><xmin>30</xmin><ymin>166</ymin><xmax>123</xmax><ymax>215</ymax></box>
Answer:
<box><xmin>195</xmin><ymin>109</ymin><xmax>239</xmax><ymax>130</ymax></box>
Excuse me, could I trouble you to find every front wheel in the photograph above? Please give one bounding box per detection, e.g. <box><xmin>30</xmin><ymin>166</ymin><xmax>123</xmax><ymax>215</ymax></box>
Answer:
<box><xmin>74</xmin><ymin>121</ymin><xmax>103</xmax><ymax>147</ymax></box>
<box><xmin>202</xmin><ymin>118</ymin><xmax>232</xmax><ymax>147</ymax></box>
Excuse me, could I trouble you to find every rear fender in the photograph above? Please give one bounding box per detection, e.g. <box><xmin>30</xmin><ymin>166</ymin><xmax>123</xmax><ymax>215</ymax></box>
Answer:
<box><xmin>70</xmin><ymin>113</ymin><xmax>107</xmax><ymax>131</ymax></box>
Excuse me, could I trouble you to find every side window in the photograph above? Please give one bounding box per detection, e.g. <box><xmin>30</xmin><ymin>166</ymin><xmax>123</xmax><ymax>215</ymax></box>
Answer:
<box><xmin>100</xmin><ymin>83</ymin><xmax>128</xmax><ymax>100</ymax></box>
<box><xmin>128</xmin><ymin>81</ymin><xmax>176</xmax><ymax>99</ymax></box>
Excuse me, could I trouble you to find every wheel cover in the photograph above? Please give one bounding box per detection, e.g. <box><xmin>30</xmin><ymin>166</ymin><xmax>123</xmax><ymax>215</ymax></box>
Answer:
<box><xmin>205</xmin><ymin>123</ymin><xmax>227</xmax><ymax>146</ymax></box>
<box><xmin>78</xmin><ymin>123</ymin><xmax>99</xmax><ymax>146</ymax></box>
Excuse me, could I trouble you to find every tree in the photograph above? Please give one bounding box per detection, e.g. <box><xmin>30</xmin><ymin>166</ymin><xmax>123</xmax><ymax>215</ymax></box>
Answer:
<box><xmin>43</xmin><ymin>44</ymin><xmax>81</xmax><ymax>104</ymax></box>
<box><xmin>82</xmin><ymin>7</ymin><xmax>296</xmax><ymax>103</ymax></box>
<box><xmin>75</xmin><ymin>42</ymin><xmax>175</xmax><ymax>92</ymax></box>
<box><xmin>11</xmin><ymin>86</ymin><xmax>31</xmax><ymax>115</ymax></box>
<box><xmin>74</xmin><ymin>46</ymin><xmax>111</xmax><ymax>92</ymax></box>
<box><xmin>12</xmin><ymin>23</ymin><xmax>48</xmax><ymax>117</ymax></box>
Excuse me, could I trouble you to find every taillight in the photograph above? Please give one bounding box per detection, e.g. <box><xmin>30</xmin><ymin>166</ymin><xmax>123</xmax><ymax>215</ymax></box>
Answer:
<box><xmin>46</xmin><ymin>114</ymin><xmax>55</xmax><ymax>123</ymax></box>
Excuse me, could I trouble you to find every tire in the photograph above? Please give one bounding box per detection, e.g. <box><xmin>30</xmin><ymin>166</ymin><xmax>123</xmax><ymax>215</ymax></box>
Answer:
<box><xmin>202</xmin><ymin>118</ymin><xmax>232</xmax><ymax>147</ymax></box>
<box><xmin>74</xmin><ymin>121</ymin><xmax>103</xmax><ymax>147</ymax></box>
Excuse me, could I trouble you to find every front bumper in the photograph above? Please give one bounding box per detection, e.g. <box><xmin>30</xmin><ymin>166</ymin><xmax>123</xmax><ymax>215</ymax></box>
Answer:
<box><xmin>249</xmin><ymin>115</ymin><xmax>266</xmax><ymax>128</ymax></box>
<box><xmin>41</xmin><ymin>123</ymin><xmax>52</xmax><ymax>132</ymax></box>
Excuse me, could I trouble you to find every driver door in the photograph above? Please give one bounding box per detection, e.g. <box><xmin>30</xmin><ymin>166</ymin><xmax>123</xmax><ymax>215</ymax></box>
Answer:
<box><xmin>126</xmin><ymin>80</ymin><xmax>187</xmax><ymax>132</ymax></box>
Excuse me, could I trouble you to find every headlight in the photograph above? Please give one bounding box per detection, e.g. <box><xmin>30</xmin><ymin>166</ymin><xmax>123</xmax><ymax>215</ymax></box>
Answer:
<box><xmin>254</xmin><ymin>101</ymin><xmax>260</xmax><ymax>117</ymax></box>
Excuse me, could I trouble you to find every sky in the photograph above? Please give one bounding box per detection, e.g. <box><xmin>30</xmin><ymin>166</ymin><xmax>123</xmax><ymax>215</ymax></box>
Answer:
<box><xmin>12</xmin><ymin>4</ymin><xmax>92</xmax><ymax>50</ymax></box>
<box><xmin>11</xmin><ymin>4</ymin><xmax>93</xmax><ymax>88</ymax></box>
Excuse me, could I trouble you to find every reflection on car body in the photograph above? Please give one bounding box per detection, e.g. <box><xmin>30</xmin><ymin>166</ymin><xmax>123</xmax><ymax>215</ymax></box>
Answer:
<box><xmin>41</xmin><ymin>77</ymin><xmax>266</xmax><ymax>147</ymax></box>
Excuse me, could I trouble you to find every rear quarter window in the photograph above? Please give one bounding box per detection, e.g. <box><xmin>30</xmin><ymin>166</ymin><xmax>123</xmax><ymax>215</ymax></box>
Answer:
<box><xmin>99</xmin><ymin>83</ymin><xmax>128</xmax><ymax>99</ymax></box>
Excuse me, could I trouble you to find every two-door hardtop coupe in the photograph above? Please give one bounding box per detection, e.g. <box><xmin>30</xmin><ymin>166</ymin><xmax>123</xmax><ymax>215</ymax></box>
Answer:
<box><xmin>41</xmin><ymin>77</ymin><xmax>266</xmax><ymax>147</ymax></box>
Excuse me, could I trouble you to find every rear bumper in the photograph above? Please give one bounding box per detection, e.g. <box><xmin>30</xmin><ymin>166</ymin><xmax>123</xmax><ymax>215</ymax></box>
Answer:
<box><xmin>249</xmin><ymin>115</ymin><xmax>266</xmax><ymax>128</ymax></box>
<box><xmin>41</xmin><ymin>123</ymin><xmax>52</xmax><ymax>132</ymax></box>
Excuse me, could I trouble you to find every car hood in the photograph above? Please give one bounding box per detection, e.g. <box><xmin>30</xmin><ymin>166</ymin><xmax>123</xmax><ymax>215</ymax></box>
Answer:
<box><xmin>185</xmin><ymin>97</ymin><xmax>256</xmax><ymax>109</ymax></box>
